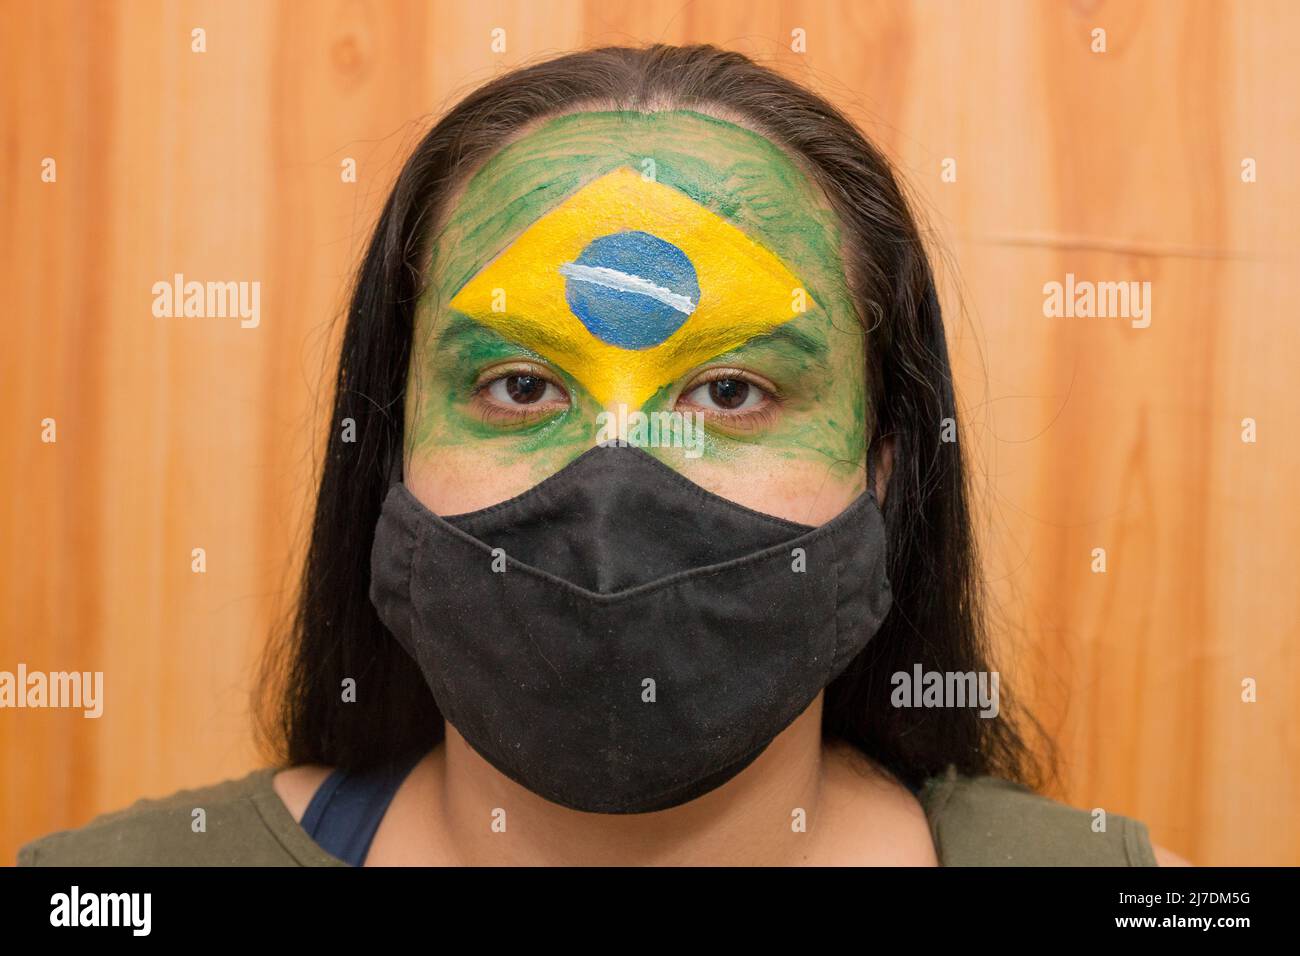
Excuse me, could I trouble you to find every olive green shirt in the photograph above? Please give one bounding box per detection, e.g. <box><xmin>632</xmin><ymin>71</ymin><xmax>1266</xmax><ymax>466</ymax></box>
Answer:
<box><xmin>17</xmin><ymin>762</ymin><xmax>1158</xmax><ymax>866</ymax></box>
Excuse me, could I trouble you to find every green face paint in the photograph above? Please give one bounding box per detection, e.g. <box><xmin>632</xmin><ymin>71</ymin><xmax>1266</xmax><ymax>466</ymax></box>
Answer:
<box><xmin>406</xmin><ymin>109</ymin><xmax>868</xmax><ymax>496</ymax></box>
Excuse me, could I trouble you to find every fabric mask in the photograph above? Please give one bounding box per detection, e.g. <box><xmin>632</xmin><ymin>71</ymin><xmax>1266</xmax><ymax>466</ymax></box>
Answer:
<box><xmin>369</xmin><ymin>442</ymin><xmax>892</xmax><ymax>814</ymax></box>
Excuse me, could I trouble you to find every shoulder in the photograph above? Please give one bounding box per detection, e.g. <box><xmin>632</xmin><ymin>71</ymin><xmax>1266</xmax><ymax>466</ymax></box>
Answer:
<box><xmin>821</xmin><ymin>740</ymin><xmax>940</xmax><ymax>864</ymax></box>
<box><xmin>918</xmin><ymin>764</ymin><xmax>1168</xmax><ymax>866</ymax></box>
<box><xmin>272</xmin><ymin>764</ymin><xmax>334</xmax><ymax>823</ymax></box>
<box><xmin>18</xmin><ymin>767</ymin><xmax>343</xmax><ymax>867</ymax></box>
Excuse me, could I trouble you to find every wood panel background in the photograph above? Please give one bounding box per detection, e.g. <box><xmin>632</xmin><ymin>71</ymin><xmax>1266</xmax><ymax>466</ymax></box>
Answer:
<box><xmin>2</xmin><ymin>0</ymin><xmax>1296</xmax><ymax>866</ymax></box>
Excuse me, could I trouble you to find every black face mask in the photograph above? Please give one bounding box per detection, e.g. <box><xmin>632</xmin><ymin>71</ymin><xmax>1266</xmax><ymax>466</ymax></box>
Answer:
<box><xmin>369</xmin><ymin>443</ymin><xmax>892</xmax><ymax>814</ymax></box>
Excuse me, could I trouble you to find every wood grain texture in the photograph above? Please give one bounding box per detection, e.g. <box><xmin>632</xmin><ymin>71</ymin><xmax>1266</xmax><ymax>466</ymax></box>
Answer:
<box><xmin>2</xmin><ymin>0</ymin><xmax>1296</xmax><ymax>866</ymax></box>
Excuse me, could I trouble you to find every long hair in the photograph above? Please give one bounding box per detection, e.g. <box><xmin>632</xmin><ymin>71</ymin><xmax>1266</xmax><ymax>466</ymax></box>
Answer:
<box><xmin>256</xmin><ymin>44</ymin><xmax>1053</xmax><ymax>792</ymax></box>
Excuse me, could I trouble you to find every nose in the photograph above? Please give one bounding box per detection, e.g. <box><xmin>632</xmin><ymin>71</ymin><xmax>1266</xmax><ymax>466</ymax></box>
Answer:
<box><xmin>591</xmin><ymin>400</ymin><xmax>641</xmax><ymax>448</ymax></box>
<box><xmin>587</xmin><ymin>398</ymin><xmax>707</xmax><ymax>462</ymax></box>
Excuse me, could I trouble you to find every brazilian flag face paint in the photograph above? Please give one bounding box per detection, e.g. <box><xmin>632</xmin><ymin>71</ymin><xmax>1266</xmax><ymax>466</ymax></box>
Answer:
<box><xmin>410</xmin><ymin>110</ymin><xmax>869</xmax><ymax>505</ymax></box>
<box><xmin>562</xmin><ymin>229</ymin><xmax>699</xmax><ymax>350</ymax></box>
<box><xmin>447</xmin><ymin>167</ymin><xmax>815</xmax><ymax>409</ymax></box>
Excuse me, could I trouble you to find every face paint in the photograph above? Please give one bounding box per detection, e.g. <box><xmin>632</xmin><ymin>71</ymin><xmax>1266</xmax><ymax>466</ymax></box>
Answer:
<box><xmin>409</xmin><ymin>110</ymin><xmax>868</xmax><ymax>511</ymax></box>
<box><xmin>447</xmin><ymin>166</ymin><xmax>815</xmax><ymax>409</ymax></box>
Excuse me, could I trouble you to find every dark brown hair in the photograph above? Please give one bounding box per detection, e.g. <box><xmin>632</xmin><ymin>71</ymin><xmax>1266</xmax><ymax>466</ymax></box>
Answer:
<box><xmin>256</xmin><ymin>44</ymin><xmax>1053</xmax><ymax>793</ymax></box>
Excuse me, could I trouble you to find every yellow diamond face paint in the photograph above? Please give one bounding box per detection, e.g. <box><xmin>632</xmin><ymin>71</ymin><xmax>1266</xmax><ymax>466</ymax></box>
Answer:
<box><xmin>447</xmin><ymin>166</ymin><xmax>816</xmax><ymax>409</ymax></box>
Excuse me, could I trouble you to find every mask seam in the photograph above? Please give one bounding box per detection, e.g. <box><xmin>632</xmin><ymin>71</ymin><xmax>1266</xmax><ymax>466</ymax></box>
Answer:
<box><xmin>413</xmin><ymin>487</ymin><xmax>883</xmax><ymax>605</ymax></box>
<box><xmin>828</xmin><ymin>533</ymin><xmax>847</xmax><ymax>683</ymax></box>
<box><xmin>441</xmin><ymin>446</ymin><xmax>816</xmax><ymax>535</ymax></box>
<box><xmin>405</xmin><ymin>510</ymin><xmax>425</xmax><ymax>651</ymax></box>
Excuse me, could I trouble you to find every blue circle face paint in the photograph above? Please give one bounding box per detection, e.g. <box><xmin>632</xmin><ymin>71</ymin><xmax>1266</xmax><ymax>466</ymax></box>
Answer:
<box><xmin>560</xmin><ymin>230</ymin><xmax>700</xmax><ymax>350</ymax></box>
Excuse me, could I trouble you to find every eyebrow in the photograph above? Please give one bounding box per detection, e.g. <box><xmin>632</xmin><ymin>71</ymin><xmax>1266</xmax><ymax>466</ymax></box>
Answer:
<box><xmin>435</xmin><ymin>312</ymin><xmax>832</xmax><ymax>370</ymax></box>
<box><xmin>731</xmin><ymin>323</ymin><xmax>830</xmax><ymax>365</ymax></box>
<box><xmin>433</xmin><ymin>314</ymin><xmax>493</xmax><ymax>348</ymax></box>
<box><xmin>435</xmin><ymin>312</ymin><xmax>572</xmax><ymax>357</ymax></box>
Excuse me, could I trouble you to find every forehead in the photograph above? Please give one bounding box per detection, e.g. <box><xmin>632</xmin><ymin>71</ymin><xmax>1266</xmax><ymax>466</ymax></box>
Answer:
<box><xmin>424</xmin><ymin>110</ymin><xmax>854</xmax><ymax>407</ymax></box>
<box><xmin>431</xmin><ymin>110</ymin><xmax>846</xmax><ymax>303</ymax></box>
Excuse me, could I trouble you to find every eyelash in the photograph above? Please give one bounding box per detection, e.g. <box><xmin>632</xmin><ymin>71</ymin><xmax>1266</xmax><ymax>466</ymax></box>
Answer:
<box><xmin>468</xmin><ymin>363</ymin><xmax>782</xmax><ymax>432</ymax></box>
<box><xmin>675</xmin><ymin>368</ymin><xmax>782</xmax><ymax>430</ymax></box>
<box><xmin>470</xmin><ymin>363</ymin><xmax>570</xmax><ymax>426</ymax></box>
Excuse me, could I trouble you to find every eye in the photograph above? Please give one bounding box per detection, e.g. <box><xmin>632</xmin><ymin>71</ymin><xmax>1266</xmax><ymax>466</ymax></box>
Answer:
<box><xmin>682</xmin><ymin>378</ymin><xmax>764</xmax><ymax>412</ymax></box>
<box><xmin>681</xmin><ymin>371</ymin><xmax>769</xmax><ymax>413</ymax></box>
<box><xmin>472</xmin><ymin>363</ymin><xmax>570</xmax><ymax>425</ymax></box>
<box><xmin>675</xmin><ymin>368</ymin><xmax>781</xmax><ymax>433</ymax></box>
<box><xmin>486</xmin><ymin>373</ymin><xmax>565</xmax><ymax>406</ymax></box>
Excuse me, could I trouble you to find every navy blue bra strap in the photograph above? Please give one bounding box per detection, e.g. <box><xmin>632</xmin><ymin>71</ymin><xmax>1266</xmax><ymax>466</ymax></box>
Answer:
<box><xmin>299</xmin><ymin>768</ymin><xmax>346</xmax><ymax>839</ymax></box>
<box><xmin>299</xmin><ymin>749</ymin><xmax>427</xmax><ymax>866</ymax></box>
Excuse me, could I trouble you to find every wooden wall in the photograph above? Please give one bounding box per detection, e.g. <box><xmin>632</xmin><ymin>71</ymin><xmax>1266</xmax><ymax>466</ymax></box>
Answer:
<box><xmin>2</xmin><ymin>0</ymin><xmax>1296</xmax><ymax>866</ymax></box>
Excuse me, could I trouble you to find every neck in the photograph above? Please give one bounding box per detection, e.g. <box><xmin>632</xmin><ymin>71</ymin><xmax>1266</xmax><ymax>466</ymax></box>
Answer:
<box><xmin>387</xmin><ymin>697</ymin><xmax>842</xmax><ymax>865</ymax></box>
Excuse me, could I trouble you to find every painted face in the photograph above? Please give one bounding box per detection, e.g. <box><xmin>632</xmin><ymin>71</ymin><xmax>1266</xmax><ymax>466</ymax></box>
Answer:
<box><xmin>447</xmin><ymin>165</ymin><xmax>812</xmax><ymax>410</ymax></box>
<box><xmin>406</xmin><ymin>110</ymin><xmax>868</xmax><ymax>524</ymax></box>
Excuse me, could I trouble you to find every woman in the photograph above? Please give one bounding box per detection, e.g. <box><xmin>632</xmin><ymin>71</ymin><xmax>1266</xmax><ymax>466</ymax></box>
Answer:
<box><xmin>20</xmin><ymin>44</ymin><xmax>1188</xmax><ymax>866</ymax></box>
